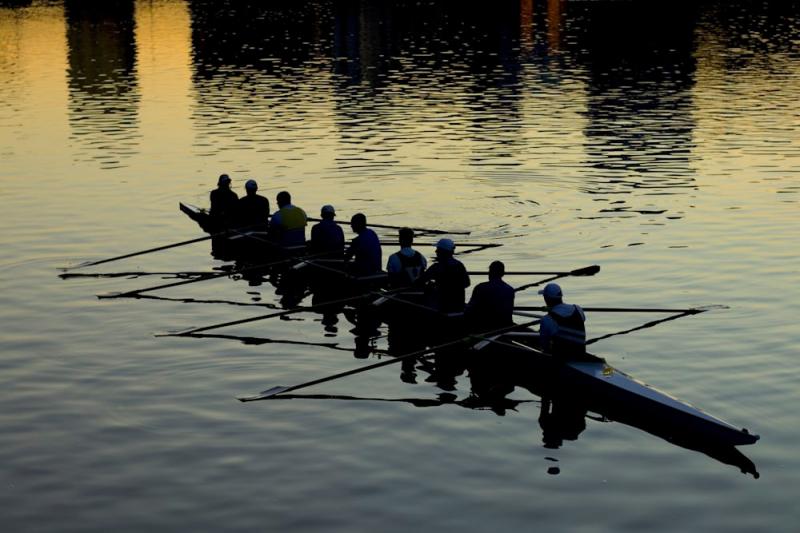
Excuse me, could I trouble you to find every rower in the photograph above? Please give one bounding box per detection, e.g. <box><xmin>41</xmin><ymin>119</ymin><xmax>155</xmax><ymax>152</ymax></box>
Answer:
<box><xmin>465</xmin><ymin>260</ymin><xmax>514</xmax><ymax>329</ymax></box>
<box><xmin>421</xmin><ymin>238</ymin><xmax>470</xmax><ymax>314</ymax></box>
<box><xmin>309</xmin><ymin>204</ymin><xmax>345</xmax><ymax>257</ymax></box>
<box><xmin>209</xmin><ymin>174</ymin><xmax>238</xmax><ymax>227</ymax></box>
<box><xmin>236</xmin><ymin>179</ymin><xmax>270</xmax><ymax>231</ymax></box>
<box><xmin>344</xmin><ymin>213</ymin><xmax>382</xmax><ymax>276</ymax></box>
<box><xmin>268</xmin><ymin>191</ymin><xmax>308</xmax><ymax>248</ymax></box>
<box><xmin>386</xmin><ymin>227</ymin><xmax>427</xmax><ymax>288</ymax></box>
<box><xmin>538</xmin><ymin>283</ymin><xmax>586</xmax><ymax>359</ymax></box>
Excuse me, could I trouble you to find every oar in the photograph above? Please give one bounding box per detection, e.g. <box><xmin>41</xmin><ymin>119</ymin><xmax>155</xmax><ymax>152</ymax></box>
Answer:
<box><xmin>60</xmin><ymin>271</ymin><xmax>211</xmax><ymax>280</ymax></box>
<box><xmin>62</xmin><ymin>234</ymin><xmax>217</xmax><ymax>271</ymax></box>
<box><xmin>308</xmin><ymin>217</ymin><xmax>470</xmax><ymax>236</ymax></box>
<box><xmin>513</xmin><ymin>265</ymin><xmax>600</xmax><ymax>293</ymax></box>
<box><xmin>158</xmin><ymin>286</ymin><xmax>411</xmax><ymax>337</ymax></box>
<box><xmin>468</xmin><ymin>269</ymin><xmax>597</xmax><ymax>276</ymax></box>
<box><xmin>514</xmin><ymin>306</ymin><xmax>708</xmax><ymax>314</ymax></box>
<box><xmin>586</xmin><ymin>310</ymin><xmax>708</xmax><ymax>345</ymax></box>
<box><xmin>238</xmin><ymin>319</ymin><xmax>541</xmax><ymax>402</ymax></box>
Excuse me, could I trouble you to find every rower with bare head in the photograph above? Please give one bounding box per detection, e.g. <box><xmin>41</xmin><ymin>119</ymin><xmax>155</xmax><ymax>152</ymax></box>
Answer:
<box><xmin>269</xmin><ymin>191</ymin><xmax>307</xmax><ymax>247</ymax></box>
<box><xmin>345</xmin><ymin>213</ymin><xmax>382</xmax><ymax>276</ymax></box>
<box><xmin>539</xmin><ymin>283</ymin><xmax>586</xmax><ymax>359</ymax></box>
<box><xmin>465</xmin><ymin>260</ymin><xmax>514</xmax><ymax>329</ymax></box>
<box><xmin>386</xmin><ymin>227</ymin><xmax>427</xmax><ymax>288</ymax></box>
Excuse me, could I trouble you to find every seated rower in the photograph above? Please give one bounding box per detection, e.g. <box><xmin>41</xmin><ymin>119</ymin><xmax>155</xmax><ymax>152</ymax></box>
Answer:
<box><xmin>386</xmin><ymin>227</ymin><xmax>427</xmax><ymax>288</ymax></box>
<box><xmin>309</xmin><ymin>204</ymin><xmax>345</xmax><ymax>257</ymax></box>
<box><xmin>345</xmin><ymin>213</ymin><xmax>382</xmax><ymax>276</ymax></box>
<box><xmin>237</xmin><ymin>179</ymin><xmax>270</xmax><ymax>231</ymax></box>
<box><xmin>421</xmin><ymin>238</ymin><xmax>470</xmax><ymax>314</ymax></box>
<box><xmin>465</xmin><ymin>260</ymin><xmax>514</xmax><ymax>329</ymax></box>
<box><xmin>538</xmin><ymin>283</ymin><xmax>586</xmax><ymax>359</ymax></box>
<box><xmin>209</xmin><ymin>174</ymin><xmax>238</xmax><ymax>227</ymax></box>
<box><xmin>268</xmin><ymin>191</ymin><xmax>308</xmax><ymax>248</ymax></box>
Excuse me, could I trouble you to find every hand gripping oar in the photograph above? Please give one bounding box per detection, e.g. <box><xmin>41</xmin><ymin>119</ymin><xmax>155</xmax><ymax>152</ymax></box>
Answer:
<box><xmin>237</xmin><ymin>319</ymin><xmax>541</xmax><ymax>402</ymax></box>
<box><xmin>513</xmin><ymin>265</ymin><xmax>600</xmax><ymax>293</ymax></box>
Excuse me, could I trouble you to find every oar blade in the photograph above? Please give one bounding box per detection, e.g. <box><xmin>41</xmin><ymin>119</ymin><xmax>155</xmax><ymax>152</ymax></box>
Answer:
<box><xmin>571</xmin><ymin>264</ymin><xmax>600</xmax><ymax>276</ymax></box>
<box><xmin>239</xmin><ymin>385</ymin><xmax>290</xmax><ymax>402</ymax></box>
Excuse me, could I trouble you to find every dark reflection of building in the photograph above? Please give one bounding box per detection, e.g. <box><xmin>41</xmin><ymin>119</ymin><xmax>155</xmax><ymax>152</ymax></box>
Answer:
<box><xmin>565</xmin><ymin>2</ymin><xmax>700</xmax><ymax>202</ymax></box>
<box><xmin>64</xmin><ymin>0</ymin><xmax>139</xmax><ymax>169</ymax></box>
<box><xmin>330</xmin><ymin>0</ymin><xmax>526</xmax><ymax>168</ymax></box>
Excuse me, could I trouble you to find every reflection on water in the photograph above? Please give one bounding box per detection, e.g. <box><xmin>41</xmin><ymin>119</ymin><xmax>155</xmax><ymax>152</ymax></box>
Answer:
<box><xmin>65</xmin><ymin>0</ymin><xmax>139</xmax><ymax>169</ymax></box>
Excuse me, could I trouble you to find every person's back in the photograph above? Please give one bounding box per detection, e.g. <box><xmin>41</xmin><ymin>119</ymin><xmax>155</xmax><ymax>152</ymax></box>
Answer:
<box><xmin>466</xmin><ymin>261</ymin><xmax>514</xmax><ymax>329</ymax></box>
<box><xmin>538</xmin><ymin>283</ymin><xmax>586</xmax><ymax>359</ymax></box>
<box><xmin>386</xmin><ymin>227</ymin><xmax>427</xmax><ymax>288</ymax></box>
<box><xmin>209</xmin><ymin>174</ymin><xmax>238</xmax><ymax>224</ymax></box>
<box><xmin>345</xmin><ymin>213</ymin><xmax>382</xmax><ymax>276</ymax></box>
<box><xmin>309</xmin><ymin>204</ymin><xmax>344</xmax><ymax>256</ymax></box>
<box><xmin>423</xmin><ymin>239</ymin><xmax>470</xmax><ymax>313</ymax></box>
<box><xmin>237</xmin><ymin>179</ymin><xmax>269</xmax><ymax>230</ymax></box>
<box><xmin>269</xmin><ymin>191</ymin><xmax>307</xmax><ymax>247</ymax></box>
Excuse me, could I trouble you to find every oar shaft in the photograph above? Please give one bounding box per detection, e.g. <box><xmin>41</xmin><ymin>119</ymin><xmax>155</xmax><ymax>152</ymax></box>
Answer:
<box><xmin>515</xmin><ymin>306</ymin><xmax>704</xmax><ymax>314</ymax></box>
<box><xmin>308</xmin><ymin>217</ymin><xmax>470</xmax><ymax>235</ymax></box>
<box><xmin>239</xmin><ymin>319</ymin><xmax>541</xmax><ymax>402</ymax></box>
<box><xmin>65</xmin><ymin>234</ymin><xmax>214</xmax><ymax>270</ymax></box>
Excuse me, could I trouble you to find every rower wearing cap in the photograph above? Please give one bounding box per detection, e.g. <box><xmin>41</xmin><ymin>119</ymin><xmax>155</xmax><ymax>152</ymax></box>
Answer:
<box><xmin>345</xmin><ymin>213</ymin><xmax>382</xmax><ymax>276</ymax></box>
<box><xmin>386</xmin><ymin>227</ymin><xmax>427</xmax><ymax>288</ymax></box>
<box><xmin>269</xmin><ymin>191</ymin><xmax>308</xmax><ymax>247</ymax></box>
<box><xmin>421</xmin><ymin>238</ymin><xmax>470</xmax><ymax>313</ymax></box>
<box><xmin>237</xmin><ymin>179</ymin><xmax>270</xmax><ymax>231</ymax></box>
<box><xmin>538</xmin><ymin>283</ymin><xmax>586</xmax><ymax>359</ymax></box>
<box><xmin>465</xmin><ymin>260</ymin><xmax>514</xmax><ymax>329</ymax></box>
<box><xmin>309</xmin><ymin>204</ymin><xmax>345</xmax><ymax>257</ymax></box>
<box><xmin>209</xmin><ymin>174</ymin><xmax>238</xmax><ymax>226</ymax></box>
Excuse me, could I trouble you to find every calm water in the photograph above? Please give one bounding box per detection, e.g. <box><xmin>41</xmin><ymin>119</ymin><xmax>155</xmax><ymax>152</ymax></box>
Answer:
<box><xmin>1</xmin><ymin>0</ymin><xmax>799</xmax><ymax>531</ymax></box>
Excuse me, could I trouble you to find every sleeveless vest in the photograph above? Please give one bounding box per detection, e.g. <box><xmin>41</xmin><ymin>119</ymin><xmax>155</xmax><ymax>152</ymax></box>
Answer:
<box><xmin>549</xmin><ymin>305</ymin><xmax>586</xmax><ymax>357</ymax></box>
<box><xmin>397</xmin><ymin>251</ymin><xmax>424</xmax><ymax>284</ymax></box>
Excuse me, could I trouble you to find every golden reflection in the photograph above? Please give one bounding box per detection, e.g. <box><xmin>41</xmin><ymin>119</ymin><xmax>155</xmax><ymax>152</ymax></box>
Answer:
<box><xmin>134</xmin><ymin>0</ymin><xmax>193</xmax><ymax>156</ymax></box>
<box><xmin>0</xmin><ymin>5</ymin><xmax>69</xmax><ymax>157</ymax></box>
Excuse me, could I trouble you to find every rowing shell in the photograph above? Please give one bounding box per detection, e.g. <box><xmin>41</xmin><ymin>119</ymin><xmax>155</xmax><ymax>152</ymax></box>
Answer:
<box><xmin>479</xmin><ymin>331</ymin><xmax>759</xmax><ymax>448</ymax></box>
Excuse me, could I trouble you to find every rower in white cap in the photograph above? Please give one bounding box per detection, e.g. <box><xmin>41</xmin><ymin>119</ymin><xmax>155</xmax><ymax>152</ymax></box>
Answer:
<box><xmin>237</xmin><ymin>178</ymin><xmax>270</xmax><ymax>230</ymax></box>
<box><xmin>538</xmin><ymin>282</ymin><xmax>586</xmax><ymax>359</ymax></box>
<box><xmin>309</xmin><ymin>204</ymin><xmax>345</xmax><ymax>256</ymax></box>
<box><xmin>420</xmin><ymin>238</ymin><xmax>470</xmax><ymax>313</ymax></box>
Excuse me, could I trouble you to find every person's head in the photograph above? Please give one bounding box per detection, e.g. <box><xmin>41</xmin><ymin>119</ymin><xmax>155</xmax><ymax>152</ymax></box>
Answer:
<box><xmin>320</xmin><ymin>204</ymin><xmax>336</xmax><ymax>220</ymax></box>
<box><xmin>398</xmin><ymin>227</ymin><xmax>414</xmax><ymax>248</ymax></box>
<box><xmin>218</xmin><ymin>174</ymin><xmax>231</xmax><ymax>189</ymax></box>
<box><xmin>488</xmin><ymin>260</ymin><xmax>505</xmax><ymax>280</ymax></box>
<box><xmin>277</xmin><ymin>191</ymin><xmax>291</xmax><ymax>208</ymax></box>
<box><xmin>245</xmin><ymin>179</ymin><xmax>258</xmax><ymax>195</ymax></box>
<box><xmin>350</xmin><ymin>213</ymin><xmax>367</xmax><ymax>233</ymax></box>
<box><xmin>435</xmin><ymin>238</ymin><xmax>455</xmax><ymax>259</ymax></box>
<box><xmin>539</xmin><ymin>282</ymin><xmax>563</xmax><ymax>307</ymax></box>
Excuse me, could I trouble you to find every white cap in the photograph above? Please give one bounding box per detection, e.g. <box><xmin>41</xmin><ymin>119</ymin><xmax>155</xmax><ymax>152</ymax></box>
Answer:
<box><xmin>218</xmin><ymin>174</ymin><xmax>231</xmax><ymax>185</ymax></box>
<box><xmin>245</xmin><ymin>179</ymin><xmax>257</xmax><ymax>191</ymax></box>
<box><xmin>436</xmin><ymin>238</ymin><xmax>455</xmax><ymax>252</ymax></box>
<box><xmin>539</xmin><ymin>283</ymin><xmax>563</xmax><ymax>299</ymax></box>
<box><xmin>321</xmin><ymin>204</ymin><xmax>335</xmax><ymax>215</ymax></box>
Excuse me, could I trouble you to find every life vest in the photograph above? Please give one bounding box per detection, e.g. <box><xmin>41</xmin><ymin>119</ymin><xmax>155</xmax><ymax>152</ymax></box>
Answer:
<box><xmin>396</xmin><ymin>250</ymin><xmax>424</xmax><ymax>285</ymax></box>
<box><xmin>549</xmin><ymin>305</ymin><xmax>586</xmax><ymax>357</ymax></box>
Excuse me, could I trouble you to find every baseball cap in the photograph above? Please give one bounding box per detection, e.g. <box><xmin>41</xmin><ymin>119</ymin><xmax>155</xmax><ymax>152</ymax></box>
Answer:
<box><xmin>436</xmin><ymin>238</ymin><xmax>455</xmax><ymax>252</ymax></box>
<box><xmin>538</xmin><ymin>283</ymin><xmax>563</xmax><ymax>299</ymax></box>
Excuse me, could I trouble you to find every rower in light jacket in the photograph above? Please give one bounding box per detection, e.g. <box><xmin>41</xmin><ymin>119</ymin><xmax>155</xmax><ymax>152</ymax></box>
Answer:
<box><xmin>538</xmin><ymin>282</ymin><xmax>586</xmax><ymax>359</ymax></box>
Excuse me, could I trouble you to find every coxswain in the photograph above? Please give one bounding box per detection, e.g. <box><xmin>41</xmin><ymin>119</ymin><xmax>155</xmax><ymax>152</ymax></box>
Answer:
<box><xmin>309</xmin><ymin>204</ymin><xmax>345</xmax><ymax>257</ymax></box>
<box><xmin>268</xmin><ymin>191</ymin><xmax>308</xmax><ymax>248</ymax></box>
<box><xmin>386</xmin><ymin>227</ymin><xmax>427</xmax><ymax>288</ymax></box>
<box><xmin>237</xmin><ymin>179</ymin><xmax>270</xmax><ymax>231</ymax></box>
<box><xmin>344</xmin><ymin>213</ymin><xmax>382</xmax><ymax>276</ymax></box>
<box><xmin>209</xmin><ymin>174</ymin><xmax>238</xmax><ymax>227</ymax></box>
<box><xmin>538</xmin><ymin>283</ymin><xmax>586</xmax><ymax>359</ymax></box>
<box><xmin>465</xmin><ymin>260</ymin><xmax>514</xmax><ymax>329</ymax></box>
<box><xmin>421</xmin><ymin>238</ymin><xmax>470</xmax><ymax>313</ymax></box>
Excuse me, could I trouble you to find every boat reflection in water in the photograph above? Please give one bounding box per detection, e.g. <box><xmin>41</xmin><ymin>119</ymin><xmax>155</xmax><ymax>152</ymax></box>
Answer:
<box><xmin>277</xmin><ymin>320</ymin><xmax>760</xmax><ymax>479</ymax></box>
